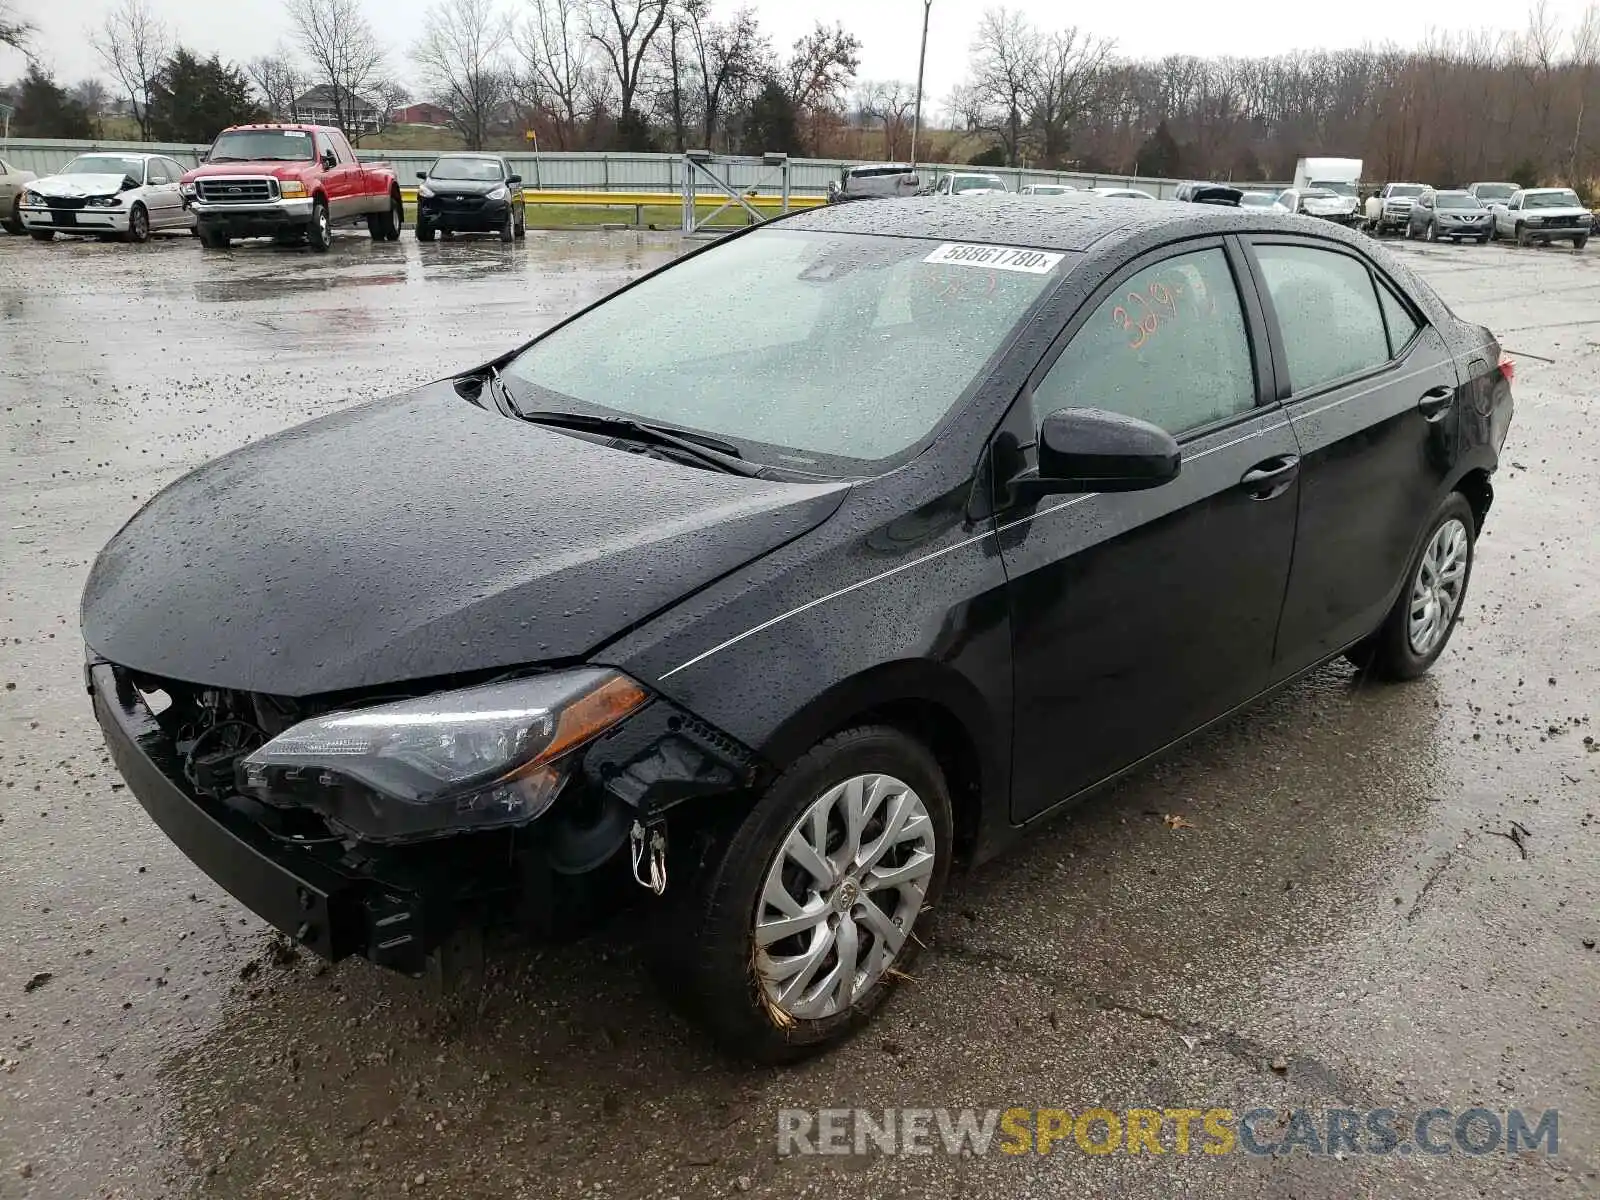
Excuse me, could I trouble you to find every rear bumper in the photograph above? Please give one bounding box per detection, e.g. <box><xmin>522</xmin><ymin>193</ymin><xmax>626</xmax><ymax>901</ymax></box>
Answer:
<box><xmin>193</xmin><ymin>197</ymin><xmax>314</xmax><ymax>235</ymax></box>
<box><xmin>19</xmin><ymin>205</ymin><xmax>129</xmax><ymax>232</ymax></box>
<box><xmin>89</xmin><ymin>662</ymin><xmax>467</xmax><ymax>974</ymax></box>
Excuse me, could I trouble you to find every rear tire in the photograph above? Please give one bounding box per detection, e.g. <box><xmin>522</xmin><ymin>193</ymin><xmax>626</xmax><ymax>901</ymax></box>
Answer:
<box><xmin>656</xmin><ymin>726</ymin><xmax>952</xmax><ymax>1063</ymax></box>
<box><xmin>1348</xmin><ymin>493</ymin><xmax>1476</xmax><ymax>682</ymax></box>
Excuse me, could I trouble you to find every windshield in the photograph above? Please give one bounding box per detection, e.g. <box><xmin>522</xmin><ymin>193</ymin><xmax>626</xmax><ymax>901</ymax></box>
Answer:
<box><xmin>208</xmin><ymin>130</ymin><xmax>316</xmax><ymax>162</ymax></box>
<box><xmin>1473</xmin><ymin>183</ymin><xmax>1517</xmax><ymax>201</ymax></box>
<box><xmin>505</xmin><ymin>230</ymin><xmax>1065</xmax><ymax>472</ymax></box>
<box><xmin>953</xmin><ymin>176</ymin><xmax>1004</xmax><ymax>193</ymax></box>
<box><xmin>61</xmin><ymin>155</ymin><xmax>144</xmax><ymax>179</ymax></box>
<box><xmin>429</xmin><ymin>157</ymin><xmax>504</xmax><ymax>181</ymax></box>
<box><xmin>1387</xmin><ymin>185</ymin><xmax>1426</xmax><ymax>198</ymax></box>
<box><xmin>1302</xmin><ymin>188</ymin><xmax>1336</xmax><ymax>199</ymax></box>
<box><xmin>848</xmin><ymin>166</ymin><xmax>912</xmax><ymax>179</ymax></box>
<box><xmin>1309</xmin><ymin>181</ymin><xmax>1356</xmax><ymax>197</ymax></box>
<box><xmin>1437</xmin><ymin>193</ymin><xmax>1480</xmax><ymax>209</ymax></box>
<box><xmin>1239</xmin><ymin>193</ymin><xmax>1275</xmax><ymax>207</ymax></box>
<box><xmin>1028</xmin><ymin>185</ymin><xmax>1070</xmax><ymax>195</ymax></box>
<box><xmin>1525</xmin><ymin>190</ymin><xmax>1582</xmax><ymax>209</ymax></box>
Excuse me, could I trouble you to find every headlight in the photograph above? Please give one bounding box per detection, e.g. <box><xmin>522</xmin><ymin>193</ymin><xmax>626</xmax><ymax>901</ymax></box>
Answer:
<box><xmin>279</xmin><ymin>180</ymin><xmax>308</xmax><ymax>199</ymax></box>
<box><xmin>25</xmin><ymin>191</ymin><xmax>43</xmax><ymax>206</ymax></box>
<box><xmin>417</xmin><ymin>183</ymin><xmax>434</xmax><ymax>198</ymax></box>
<box><xmin>180</xmin><ymin>183</ymin><xmax>196</xmax><ymax>198</ymax></box>
<box><xmin>87</xmin><ymin>195</ymin><xmax>122</xmax><ymax>207</ymax></box>
<box><xmin>240</xmin><ymin>669</ymin><xmax>649</xmax><ymax>842</ymax></box>
<box><xmin>486</xmin><ymin>185</ymin><xmax>508</xmax><ymax>201</ymax></box>
<box><xmin>1526</xmin><ymin>215</ymin><xmax>1544</xmax><ymax>224</ymax></box>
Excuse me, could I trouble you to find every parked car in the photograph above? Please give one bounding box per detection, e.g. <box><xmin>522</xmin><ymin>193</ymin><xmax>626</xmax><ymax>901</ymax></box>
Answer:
<box><xmin>1465</xmin><ymin>181</ymin><xmax>1519</xmax><ymax>204</ymax></box>
<box><xmin>932</xmin><ymin>172</ymin><xmax>1007</xmax><ymax>195</ymax></box>
<box><xmin>827</xmin><ymin>164</ymin><xmax>921</xmax><ymax>202</ymax></box>
<box><xmin>1019</xmin><ymin>183</ymin><xmax>1074</xmax><ymax>196</ymax></box>
<box><xmin>1238</xmin><ymin>191</ymin><xmax>1278</xmax><ymax>209</ymax></box>
<box><xmin>416</xmin><ymin>153</ymin><xmax>526</xmax><ymax>242</ymax></box>
<box><xmin>1174</xmin><ymin>182</ymin><xmax>1243</xmax><ymax>206</ymax></box>
<box><xmin>1088</xmin><ymin>186</ymin><xmax>1157</xmax><ymax>199</ymax></box>
<box><xmin>182</xmin><ymin>123</ymin><xmax>403</xmax><ymax>251</ymax></box>
<box><xmin>1407</xmin><ymin>190</ymin><xmax>1492</xmax><ymax>243</ymax></box>
<box><xmin>1490</xmin><ymin>187</ymin><xmax>1592</xmax><ymax>248</ymax></box>
<box><xmin>18</xmin><ymin>152</ymin><xmax>193</xmax><ymax>242</ymax></box>
<box><xmin>83</xmin><ymin>198</ymin><xmax>1512</xmax><ymax>1062</ymax></box>
<box><xmin>1363</xmin><ymin>182</ymin><xmax>1428</xmax><ymax>234</ymax></box>
<box><xmin>0</xmin><ymin>155</ymin><xmax>38</xmax><ymax>234</ymax></box>
<box><xmin>1276</xmin><ymin>186</ymin><xmax>1355</xmax><ymax>221</ymax></box>
<box><xmin>1289</xmin><ymin>158</ymin><xmax>1363</xmax><ymax>224</ymax></box>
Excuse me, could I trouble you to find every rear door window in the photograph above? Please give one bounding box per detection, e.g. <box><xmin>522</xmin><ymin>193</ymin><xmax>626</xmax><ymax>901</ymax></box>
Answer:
<box><xmin>1033</xmin><ymin>247</ymin><xmax>1256</xmax><ymax>437</ymax></box>
<box><xmin>1254</xmin><ymin>244</ymin><xmax>1391</xmax><ymax>393</ymax></box>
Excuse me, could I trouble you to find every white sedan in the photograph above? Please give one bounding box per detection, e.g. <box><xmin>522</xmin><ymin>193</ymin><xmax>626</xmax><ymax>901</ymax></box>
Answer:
<box><xmin>1088</xmin><ymin>187</ymin><xmax>1157</xmax><ymax>200</ymax></box>
<box><xmin>19</xmin><ymin>152</ymin><xmax>194</xmax><ymax>243</ymax></box>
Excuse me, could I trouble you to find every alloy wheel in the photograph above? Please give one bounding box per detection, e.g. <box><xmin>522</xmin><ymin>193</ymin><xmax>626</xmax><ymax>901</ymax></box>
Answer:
<box><xmin>1408</xmin><ymin>517</ymin><xmax>1469</xmax><ymax>656</ymax></box>
<box><xmin>754</xmin><ymin>773</ymin><xmax>936</xmax><ymax>1021</ymax></box>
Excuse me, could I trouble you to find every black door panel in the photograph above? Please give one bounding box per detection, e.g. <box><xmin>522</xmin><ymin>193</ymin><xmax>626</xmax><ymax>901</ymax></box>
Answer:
<box><xmin>1246</xmin><ymin>237</ymin><xmax>1464</xmax><ymax>671</ymax></box>
<box><xmin>999</xmin><ymin>412</ymin><xmax>1300</xmax><ymax>822</ymax></box>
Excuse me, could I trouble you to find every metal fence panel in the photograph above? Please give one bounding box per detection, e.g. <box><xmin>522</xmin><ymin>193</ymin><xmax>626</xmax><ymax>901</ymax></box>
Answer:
<box><xmin>0</xmin><ymin>137</ymin><xmax>1287</xmax><ymax>201</ymax></box>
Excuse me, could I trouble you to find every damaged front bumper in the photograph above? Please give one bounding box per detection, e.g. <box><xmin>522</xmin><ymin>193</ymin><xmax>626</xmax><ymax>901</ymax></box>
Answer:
<box><xmin>88</xmin><ymin>661</ymin><xmax>760</xmax><ymax>975</ymax></box>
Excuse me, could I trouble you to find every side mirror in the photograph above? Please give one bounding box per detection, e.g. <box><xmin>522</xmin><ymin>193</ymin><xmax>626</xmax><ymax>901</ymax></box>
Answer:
<box><xmin>1019</xmin><ymin>407</ymin><xmax>1179</xmax><ymax>496</ymax></box>
<box><xmin>197</xmin><ymin>151</ymin><xmax>209</xmax><ymax>163</ymax></box>
<box><xmin>321</xmin><ymin>150</ymin><xmax>338</xmax><ymax>170</ymax></box>
<box><xmin>907</xmin><ymin>174</ymin><xmax>920</xmax><ymax>187</ymax></box>
<box><xmin>506</xmin><ymin>174</ymin><xmax>522</xmax><ymax>185</ymax></box>
<box><xmin>416</xmin><ymin>170</ymin><xmax>428</xmax><ymax>180</ymax></box>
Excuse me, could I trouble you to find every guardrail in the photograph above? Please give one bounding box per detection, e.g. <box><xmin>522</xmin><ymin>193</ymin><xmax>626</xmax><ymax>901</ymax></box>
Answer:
<box><xmin>398</xmin><ymin>186</ymin><xmax>825</xmax><ymax>228</ymax></box>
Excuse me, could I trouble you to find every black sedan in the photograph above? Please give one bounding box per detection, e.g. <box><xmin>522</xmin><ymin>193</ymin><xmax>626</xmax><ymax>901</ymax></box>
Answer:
<box><xmin>415</xmin><ymin>153</ymin><xmax>526</xmax><ymax>242</ymax></box>
<box><xmin>81</xmin><ymin>197</ymin><xmax>1513</xmax><ymax>1062</ymax></box>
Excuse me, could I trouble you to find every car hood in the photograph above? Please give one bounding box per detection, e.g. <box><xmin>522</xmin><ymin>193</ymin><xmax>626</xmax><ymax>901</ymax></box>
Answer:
<box><xmin>31</xmin><ymin>174</ymin><xmax>131</xmax><ymax>197</ymax></box>
<box><xmin>1304</xmin><ymin>196</ymin><xmax>1357</xmax><ymax>211</ymax></box>
<box><xmin>188</xmin><ymin>161</ymin><xmax>315</xmax><ymax>179</ymax></box>
<box><xmin>424</xmin><ymin>178</ymin><xmax>503</xmax><ymax>195</ymax></box>
<box><xmin>81</xmin><ymin>382</ymin><xmax>849</xmax><ymax>696</ymax></box>
<box><xmin>1522</xmin><ymin>206</ymin><xmax>1592</xmax><ymax>218</ymax></box>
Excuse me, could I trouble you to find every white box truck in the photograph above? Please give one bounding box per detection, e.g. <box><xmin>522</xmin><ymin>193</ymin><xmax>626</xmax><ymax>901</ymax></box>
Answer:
<box><xmin>1291</xmin><ymin>157</ymin><xmax>1363</xmax><ymax>226</ymax></box>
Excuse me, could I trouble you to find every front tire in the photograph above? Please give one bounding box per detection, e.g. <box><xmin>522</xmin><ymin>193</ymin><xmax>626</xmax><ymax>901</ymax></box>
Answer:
<box><xmin>200</xmin><ymin>226</ymin><xmax>231</xmax><ymax>249</ymax></box>
<box><xmin>2</xmin><ymin>198</ymin><xmax>21</xmax><ymax>235</ymax></box>
<box><xmin>1425</xmin><ymin>219</ymin><xmax>1438</xmax><ymax>242</ymax></box>
<box><xmin>29</xmin><ymin>229</ymin><xmax>54</xmax><ymax>241</ymax></box>
<box><xmin>308</xmin><ymin>198</ymin><xmax>332</xmax><ymax>252</ymax></box>
<box><xmin>1515</xmin><ymin>222</ymin><xmax>1529</xmax><ymax>247</ymax></box>
<box><xmin>1350</xmin><ymin>493</ymin><xmax>1476</xmax><ymax>681</ymax></box>
<box><xmin>514</xmin><ymin>204</ymin><xmax>526</xmax><ymax>239</ymax></box>
<box><xmin>1574</xmin><ymin>234</ymin><xmax>1588</xmax><ymax>251</ymax></box>
<box><xmin>660</xmin><ymin>726</ymin><xmax>952</xmax><ymax>1063</ymax></box>
<box><xmin>124</xmin><ymin>203</ymin><xmax>150</xmax><ymax>243</ymax></box>
<box><xmin>499</xmin><ymin>207</ymin><xmax>515</xmax><ymax>242</ymax></box>
<box><xmin>416</xmin><ymin>218</ymin><xmax>436</xmax><ymax>242</ymax></box>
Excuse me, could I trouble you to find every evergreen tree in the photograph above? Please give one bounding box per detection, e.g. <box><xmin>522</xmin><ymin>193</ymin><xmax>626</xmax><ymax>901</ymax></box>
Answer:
<box><xmin>12</xmin><ymin>64</ymin><xmax>94</xmax><ymax>138</ymax></box>
<box><xmin>147</xmin><ymin>48</ymin><xmax>260</xmax><ymax>143</ymax></box>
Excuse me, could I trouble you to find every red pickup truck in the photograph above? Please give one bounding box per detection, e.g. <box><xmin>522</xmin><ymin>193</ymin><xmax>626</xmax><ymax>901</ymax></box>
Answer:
<box><xmin>182</xmin><ymin>123</ymin><xmax>404</xmax><ymax>251</ymax></box>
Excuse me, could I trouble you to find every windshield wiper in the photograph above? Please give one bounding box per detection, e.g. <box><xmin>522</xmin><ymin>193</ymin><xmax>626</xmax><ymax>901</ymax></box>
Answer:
<box><xmin>516</xmin><ymin>408</ymin><xmax>763</xmax><ymax>477</ymax></box>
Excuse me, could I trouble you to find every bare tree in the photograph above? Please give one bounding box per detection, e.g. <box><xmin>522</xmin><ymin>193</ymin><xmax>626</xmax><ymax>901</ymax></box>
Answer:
<box><xmin>784</xmin><ymin>20</ymin><xmax>859</xmax><ymax>114</ymax></box>
<box><xmin>286</xmin><ymin>0</ymin><xmax>387</xmax><ymax>143</ymax></box>
<box><xmin>89</xmin><ymin>0</ymin><xmax>171</xmax><ymax>140</ymax></box>
<box><xmin>1572</xmin><ymin>3</ymin><xmax>1600</xmax><ymax>179</ymax></box>
<box><xmin>1028</xmin><ymin>27</ymin><xmax>1113</xmax><ymax>167</ymax></box>
<box><xmin>857</xmin><ymin>79</ymin><xmax>916</xmax><ymax>158</ymax></box>
<box><xmin>648</xmin><ymin>0</ymin><xmax>697</xmax><ymax>151</ymax></box>
<box><xmin>970</xmin><ymin>7</ymin><xmax>1039</xmax><ymax>165</ymax></box>
<box><xmin>687</xmin><ymin>1</ymin><xmax>767</xmax><ymax>148</ymax></box>
<box><xmin>2</xmin><ymin>0</ymin><xmax>33</xmax><ymax>57</ymax></box>
<box><xmin>247</xmin><ymin>51</ymin><xmax>305</xmax><ymax>119</ymax></box>
<box><xmin>586</xmin><ymin>0</ymin><xmax>671</xmax><ymax>139</ymax></box>
<box><xmin>515</xmin><ymin>0</ymin><xmax>598</xmax><ymax>148</ymax></box>
<box><xmin>414</xmin><ymin>0</ymin><xmax>513</xmax><ymax>148</ymax></box>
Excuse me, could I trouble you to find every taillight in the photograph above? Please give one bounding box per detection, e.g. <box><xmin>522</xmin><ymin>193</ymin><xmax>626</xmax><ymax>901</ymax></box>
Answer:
<box><xmin>1497</xmin><ymin>352</ymin><xmax>1515</xmax><ymax>383</ymax></box>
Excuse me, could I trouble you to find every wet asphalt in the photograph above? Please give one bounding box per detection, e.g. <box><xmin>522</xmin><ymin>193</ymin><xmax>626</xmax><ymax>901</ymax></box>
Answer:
<box><xmin>0</xmin><ymin>226</ymin><xmax>1596</xmax><ymax>1200</ymax></box>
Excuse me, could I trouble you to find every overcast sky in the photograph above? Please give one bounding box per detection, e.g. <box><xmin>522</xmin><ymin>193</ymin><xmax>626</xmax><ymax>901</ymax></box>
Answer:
<box><xmin>6</xmin><ymin>0</ymin><xmax>1595</xmax><ymax>116</ymax></box>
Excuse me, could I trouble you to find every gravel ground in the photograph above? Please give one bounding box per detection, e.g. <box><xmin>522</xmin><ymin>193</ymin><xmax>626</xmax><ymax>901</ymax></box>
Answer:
<box><xmin>1</xmin><ymin>226</ymin><xmax>1596</xmax><ymax>1200</ymax></box>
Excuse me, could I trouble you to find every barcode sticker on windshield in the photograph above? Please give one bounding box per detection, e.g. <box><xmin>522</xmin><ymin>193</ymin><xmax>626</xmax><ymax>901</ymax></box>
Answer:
<box><xmin>282</xmin><ymin>131</ymin><xmax>308</xmax><ymax>137</ymax></box>
<box><xmin>923</xmin><ymin>244</ymin><xmax>1064</xmax><ymax>274</ymax></box>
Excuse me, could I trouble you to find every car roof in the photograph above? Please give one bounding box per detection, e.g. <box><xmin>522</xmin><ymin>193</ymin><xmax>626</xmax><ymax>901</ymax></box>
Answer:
<box><xmin>785</xmin><ymin>192</ymin><xmax>1369</xmax><ymax>253</ymax></box>
<box><xmin>1522</xmin><ymin>186</ymin><xmax>1576</xmax><ymax>193</ymax></box>
<box><xmin>69</xmin><ymin>150</ymin><xmax>163</xmax><ymax>159</ymax></box>
<box><xmin>222</xmin><ymin>123</ymin><xmax>337</xmax><ymax>133</ymax></box>
<box><xmin>432</xmin><ymin>151</ymin><xmax>507</xmax><ymax>158</ymax></box>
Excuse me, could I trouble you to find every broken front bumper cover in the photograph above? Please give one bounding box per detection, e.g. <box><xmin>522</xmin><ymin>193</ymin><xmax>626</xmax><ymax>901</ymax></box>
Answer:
<box><xmin>90</xmin><ymin>662</ymin><xmax>481</xmax><ymax>974</ymax></box>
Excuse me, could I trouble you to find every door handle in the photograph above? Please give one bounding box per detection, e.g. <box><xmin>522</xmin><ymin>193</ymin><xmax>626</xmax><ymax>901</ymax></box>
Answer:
<box><xmin>1239</xmin><ymin>454</ymin><xmax>1300</xmax><ymax>500</ymax></box>
<box><xmin>1418</xmin><ymin>384</ymin><xmax>1455</xmax><ymax>421</ymax></box>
